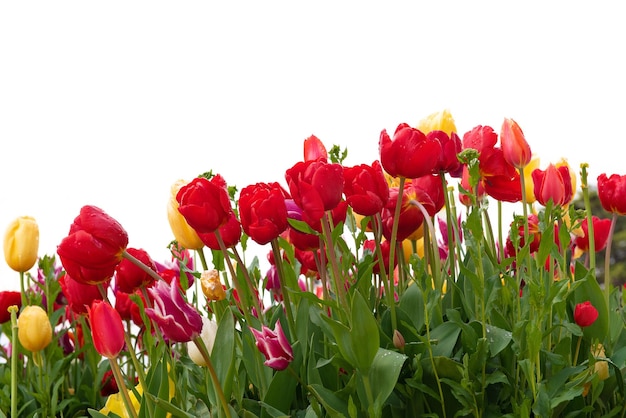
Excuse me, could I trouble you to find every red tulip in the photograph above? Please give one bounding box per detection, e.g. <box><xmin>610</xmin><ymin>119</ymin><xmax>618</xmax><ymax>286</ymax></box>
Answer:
<box><xmin>531</xmin><ymin>163</ymin><xmax>573</xmax><ymax>206</ymax></box>
<box><xmin>145</xmin><ymin>278</ymin><xmax>203</xmax><ymax>343</ymax></box>
<box><xmin>412</xmin><ymin>174</ymin><xmax>445</xmax><ymax>215</ymax></box>
<box><xmin>428</xmin><ymin>130</ymin><xmax>463</xmax><ymax>177</ymax></box>
<box><xmin>197</xmin><ymin>211</ymin><xmax>242</xmax><ymax>251</ymax></box>
<box><xmin>343</xmin><ymin>161</ymin><xmax>390</xmax><ymax>216</ymax></box>
<box><xmin>379</xmin><ymin>123</ymin><xmax>442</xmax><ymax>179</ymax></box>
<box><xmin>574</xmin><ymin>301</ymin><xmax>598</xmax><ymax>327</ymax></box>
<box><xmin>572</xmin><ymin>216</ymin><xmax>612</xmax><ymax>257</ymax></box>
<box><xmin>303</xmin><ymin>134</ymin><xmax>328</xmax><ymax>162</ymax></box>
<box><xmin>0</xmin><ymin>291</ymin><xmax>22</xmax><ymax>324</ymax></box>
<box><xmin>285</xmin><ymin>159</ymin><xmax>344</xmax><ymax>223</ymax></box>
<box><xmin>363</xmin><ymin>239</ymin><xmax>396</xmax><ymax>274</ymax></box>
<box><xmin>57</xmin><ymin>205</ymin><xmax>129</xmax><ymax>285</ymax></box>
<box><xmin>251</xmin><ymin>321</ymin><xmax>294</xmax><ymax>371</ymax></box>
<box><xmin>500</xmin><ymin>118</ymin><xmax>531</xmax><ymax>169</ymax></box>
<box><xmin>504</xmin><ymin>214</ymin><xmax>541</xmax><ymax>258</ymax></box>
<box><xmin>597</xmin><ymin>173</ymin><xmax>626</xmax><ymax>215</ymax></box>
<box><xmin>114</xmin><ymin>248</ymin><xmax>157</xmax><ymax>294</ymax></box>
<box><xmin>60</xmin><ymin>273</ymin><xmax>107</xmax><ymax>316</ymax></box>
<box><xmin>239</xmin><ymin>182</ymin><xmax>290</xmax><ymax>245</ymax></box>
<box><xmin>88</xmin><ymin>300</ymin><xmax>125</xmax><ymax>359</ymax></box>
<box><xmin>176</xmin><ymin>175</ymin><xmax>232</xmax><ymax>234</ymax></box>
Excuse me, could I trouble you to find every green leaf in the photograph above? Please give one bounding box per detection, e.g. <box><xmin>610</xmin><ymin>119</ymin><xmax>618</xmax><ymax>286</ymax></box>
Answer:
<box><xmin>212</xmin><ymin>308</ymin><xmax>236</xmax><ymax>400</ymax></box>
<box><xmin>368</xmin><ymin>348</ymin><xmax>407</xmax><ymax>411</ymax></box>
<box><xmin>485</xmin><ymin>324</ymin><xmax>512</xmax><ymax>356</ymax></box>
<box><xmin>350</xmin><ymin>292</ymin><xmax>379</xmax><ymax>371</ymax></box>
<box><xmin>308</xmin><ymin>384</ymin><xmax>350</xmax><ymax>418</ymax></box>
<box><xmin>261</xmin><ymin>370</ymin><xmax>298</xmax><ymax>418</ymax></box>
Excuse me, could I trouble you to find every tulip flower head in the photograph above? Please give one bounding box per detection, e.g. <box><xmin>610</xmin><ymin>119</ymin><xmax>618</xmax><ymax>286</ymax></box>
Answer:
<box><xmin>251</xmin><ymin>321</ymin><xmax>294</xmax><ymax>371</ymax></box>
<box><xmin>239</xmin><ymin>182</ymin><xmax>289</xmax><ymax>245</ymax></box>
<box><xmin>18</xmin><ymin>305</ymin><xmax>52</xmax><ymax>353</ymax></box>
<box><xmin>145</xmin><ymin>278</ymin><xmax>203</xmax><ymax>343</ymax></box>
<box><xmin>379</xmin><ymin>123</ymin><xmax>442</xmax><ymax>179</ymax></box>
<box><xmin>4</xmin><ymin>215</ymin><xmax>39</xmax><ymax>273</ymax></box>
<box><xmin>343</xmin><ymin>161</ymin><xmax>390</xmax><ymax>216</ymax></box>
<box><xmin>532</xmin><ymin>163</ymin><xmax>574</xmax><ymax>207</ymax></box>
<box><xmin>500</xmin><ymin>118</ymin><xmax>532</xmax><ymax>169</ymax></box>
<box><xmin>574</xmin><ymin>301</ymin><xmax>599</xmax><ymax>327</ymax></box>
<box><xmin>0</xmin><ymin>291</ymin><xmax>22</xmax><ymax>324</ymax></box>
<box><xmin>57</xmin><ymin>205</ymin><xmax>129</xmax><ymax>285</ymax></box>
<box><xmin>187</xmin><ymin>316</ymin><xmax>219</xmax><ymax>366</ymax></box>
<box><xmin>88</xmin><ymin>300</ymin><xmax>125</xmax><ymax>359</ymax></box>
<box><xmin>597</xmin><ymin>173</ymin><xmax>626</xmax><ymax>215</ymax></box>
<box><xmin>176</xmin><ymin>175</ymin><xmax>233</xmax><ymax>234</ymax></box>
<box><xmin>200</xmin><ymin>269</ymin><xmax>226</xmax><ymax>301</ymax></box>
<box><xmin>167</xmin><ymin>179</ymin><xmax>204</xmax><ymax>250</ymax></box>
<box><xmin>114</xmin><ymin>247</ymin><xmax>157</xmax><ymax>293</ymax></box>
<box><xmin>416</xmin><ymin>109</ymin><xmax>457</xmax><ymax>136</ymax></box>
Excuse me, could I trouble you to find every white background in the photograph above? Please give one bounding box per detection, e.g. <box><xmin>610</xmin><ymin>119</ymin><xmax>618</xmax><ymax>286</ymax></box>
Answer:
<box><xmin>1</xmin><ymin>2</ymin><xmax>624</xmax><ymax>291</ymax></box>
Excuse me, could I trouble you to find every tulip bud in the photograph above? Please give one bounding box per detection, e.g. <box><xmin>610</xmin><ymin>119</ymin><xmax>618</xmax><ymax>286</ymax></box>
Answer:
<box><xmin>18</xmin><ymin>305</ymin><xmax>52</xmax><ymax>352</ymax></box>
<box><xmin>4</xmin><ymin>216</ymin><xmax>39</xmax><ymax>273</ymax></box>
<box><xmin>393</xmin><ymin>329</ymin><xmax>405</xmax><ymax>350</ymax></box>
<box><xmin>200</xmin><ymin>270</ymin><xmax>226</xmax><ymax>301</ymax></box>
<box><xmin>167</xmin><ymin>180</ymin><xmax>204</xmax><ymax>250</ymax></box>
<box><xmin>500</xmin><ymin>118</ymin><xmax>532</xmax><ymax>169</ymax></box>
<box><xmin>88</xmin><ymin>300</ymin><xmax>126</xmax><ymax>359</ymax></box>
<box><xmin>574</xmin><ymin>301</ymin><xmax>598</xmax><ymax>327</ymax></box>
<box><xmin>187</xmin><ymin>317</ymin><xmax>219</xmax><ymax>366</ymax></box>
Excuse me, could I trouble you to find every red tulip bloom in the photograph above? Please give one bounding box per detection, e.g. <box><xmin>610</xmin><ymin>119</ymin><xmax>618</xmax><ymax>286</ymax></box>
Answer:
<box><xmin>60</xmin><ymin>273</ymin><xmax>107</xmax><ymax>316</ymax></box>
<box><xmin>412</xmin><ymin>174</ymin><xmax>445</xmax><ymax>215</ymax></box>
<box><xmin>114</xmin><ymin>247</ymin><xmax>157</xmax><ymax>294</ymax></box>
<box><xmin>379</xmin><ymin>123</ymin><xmax>442</xmax><ymax>179</ymax></box>
<box><xmin>462</xmin><ymin>126</ymin><xmax>522</xmax><ymax>203</ymax></box>
<box><xmin>198</xmin><ymin>211</ymin><xmax>242</xmax><ymax>250</ymax></box>
<box><xmin>597</xmin><ymin>173</ymin><xmax>626</xmax><ymax>215</ymax></box>
<box><xmin>573</xmin><ymin>301</ymin><xmax>599</xmax><ymax>327</ymax></box>
<box><xmin>572</xmin><ymin>216</ymin><xmax>612</xmax><ymax>258</ymax></box>
<box><xmin>500</xmin><ymin>118</ymin><xmax>532</xmax><ymax>169</ymax></box>
<box><xmin>285</xmin><ymin>159</ymin><xmax>344</xmax><ymax>223</ymax></box>
<box><xmin>303</xmin><ymin>134</ymin><xmax>328</xmax><ymax>162</ymax></box>
<box><xmin>176</xmin><ymin>175</ymin><xmax>232</xmax><ymax>234</ymax></box>
<box><xmin>504</xmin><ymin>214</ymin><xmax>541</xmax><ymax>258</ymax></box>
<box><xmin>343</xmin><ymin>161</ymin><xmax>390</xmax><ymax>216</ymax></box>
<box><xmin>57</xmin><ymin>205</ymin><xmax>129</xmax><ymax>285</ymax></box>
<box><xmin>0</xmin><ymin>291</ymin><xmax>22</xmax><ymax>324</ymax></box>
<box><xmin>531</xmin><ymin>163</ymin><xmax>574</xmax><ymax>207</ymax></box>
<box><xmin>145</xmin><ymin>278</ymin><xmax>203</xmax><ymax>343</ymax></box>
<box><xmin>239</xmin><ymin>182</ymin><xmax>290</xmax><ymax>245</ymax></box>
<box><xmin>251</xmin><ymin>321</ymin><xmax>294</xmax><ymax>371</ymax></box>
<box><xmin>428</xmin><ymin>130</ymin><xmax>463</xmax><ymax>177</ymax></box>
<box><xmin>88</xmin><ymin>300</ymin><xmax>125</xmax><ymax>358</ymax></box>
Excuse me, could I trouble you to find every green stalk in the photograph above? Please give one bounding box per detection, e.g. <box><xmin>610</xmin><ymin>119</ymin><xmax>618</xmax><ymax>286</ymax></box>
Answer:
<box><xmin>320</xmin><ymin>212</ymin><xmax>350</xmax><ymax>323</ymax></box>
<box><xmin>9</xmin><ymin>305</ymin><xmax>19</xmax><ymax>418</ymax></box>
<box><xmin>270</xmin><ymin>238</ymin><xmax>296</xmax><ymax>337</ymax></box>
<box><xmin>108</xmin><ymin>355</ymin><xmax>139</xmax><ymax>418</ymax></box>
<box><xmin>193</xmin><ymin>336</ymin><xmax>232</xmax><ymax>418</ymax></box>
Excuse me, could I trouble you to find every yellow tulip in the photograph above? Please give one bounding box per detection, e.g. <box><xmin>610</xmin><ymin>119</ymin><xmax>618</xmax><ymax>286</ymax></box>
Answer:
<box><xmin>3</xmin><ymin>216</ymin><xmax>39</xmax><ymax>273</ymax></box>
<box><xmin>521</xmin><ymin>156</ymin><xmax>540</xmax><ymax>204</ymax></box>
<box><xmin>18</xmin><ymin>305</ymin><xmax>52</xmax><ymax>352</ymax></box>
<box><xmin>416</xmin><ymin>109</ymin><xmax>457</xmax><ymax>136</ymax></box>
<box><xmin>167</xmin><ymin>180</ymin><xmax>204</xmax><ymax>250</ymax></box>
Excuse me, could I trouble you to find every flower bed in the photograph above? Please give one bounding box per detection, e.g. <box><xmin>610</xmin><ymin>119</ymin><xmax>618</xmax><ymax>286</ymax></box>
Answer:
<box><xmin>2</xmin><ymin>110</ymin><xmax>626</xmax><ymax>417</ymax></box>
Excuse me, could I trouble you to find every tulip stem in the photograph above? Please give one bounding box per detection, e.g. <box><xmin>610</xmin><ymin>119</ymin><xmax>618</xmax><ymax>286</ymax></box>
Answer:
<box><xmin>271</xmin><ymin>239</ymin><xmax>296</xmax><ymax>338</ymax></box>
<box><xmin>193</xmin><ymin>336</ymin><xmax>232</xmax><ymax>418</ymax></box>
<box><xmin>9</xmin><ymin>305</ymin><xmax>19</xmax><ymax>418</ymax></box>
<box><xmin>109</xmin><ymin>355</ymin><xmax>139</xmax><ymax>418</ymax></box>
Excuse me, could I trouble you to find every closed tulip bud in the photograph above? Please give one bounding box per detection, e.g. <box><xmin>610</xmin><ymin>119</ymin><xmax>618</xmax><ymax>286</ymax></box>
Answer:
<box><xmin>4</xmin><ymin>216</ymin><xmax>39</xmax><ymax>273</ymax></box>
<box><xmin>18</xmin><ymin>305</ymin><xmax>52</xmax><ymax>352</ymax></box>
<box><xmin>574</xmin><ymin>301</ymin><xmax>598</xmax><ymax>327</ymax></box>
<box><xmin>167</xmin><ymin>180</ymin><xmax>204</xmax><ymax>250</ymax></box>
<box><xmin>88</xmin><ymin>300</ymin><xmax>125</xmax><ymax>359</ymax></box>
<box><xmin>200</xmin><ymin>270</ymin><xmax>226</xmax><ymax>301</ymax></box>
<box><xmin>187</xmin><ymin>316</ymin><xmax>218</xmax><ymax>366</ymax></box>
<box><xmin>393</xmin><ymin>329</ymin><xmax>405</xmax><ymax>350</ymax></box>
<box><xmin>501</xmin><ymin>118</ymin><xmax>532</xmax><ymax>169</ymax></box>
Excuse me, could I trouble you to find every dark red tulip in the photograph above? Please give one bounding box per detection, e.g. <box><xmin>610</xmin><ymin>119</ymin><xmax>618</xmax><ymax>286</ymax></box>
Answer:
<box><xmin>343</xmin><ymin>161</ymin><xmax>389</xmax><ymax>216</ymax></box>
<box><xmin>176</xmin><ymin>175</ymin><xmax>232</xmax><ymax>234</ymax></box>
<box><xmin>239</xmin><ymin>182</ymin><xmax>289</xmax><ymax>245</ymax></box>
<box><xmin>114</xmin><ymin>248</ymin><xmax>157</xmax><ymax>294</ymax></box>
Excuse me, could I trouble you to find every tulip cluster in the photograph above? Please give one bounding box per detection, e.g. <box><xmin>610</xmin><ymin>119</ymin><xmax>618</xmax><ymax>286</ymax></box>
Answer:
<box><xmin>2</xmin><ymin>109</ymin><xmax>626</xmax><ymax>418</ymax></box>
